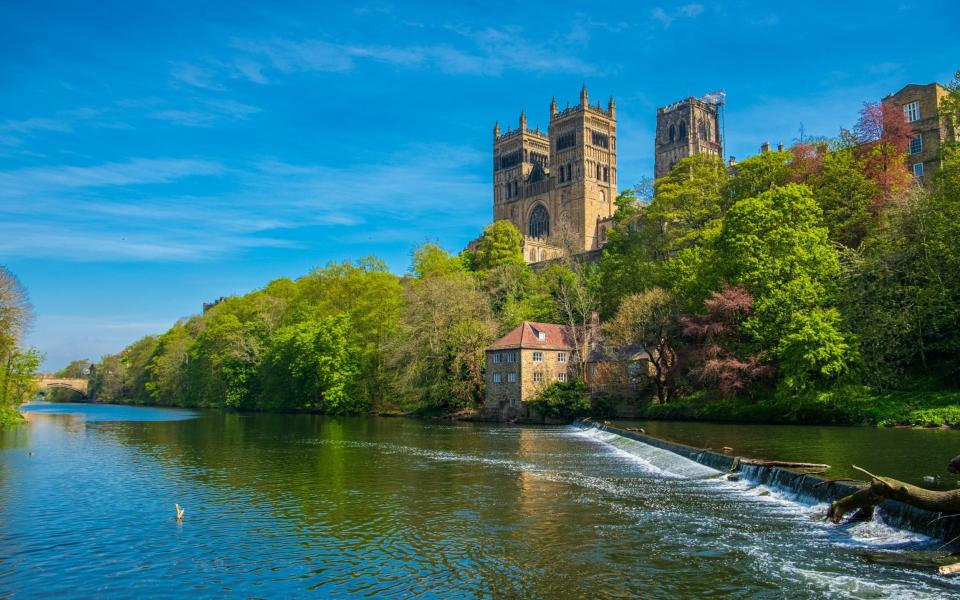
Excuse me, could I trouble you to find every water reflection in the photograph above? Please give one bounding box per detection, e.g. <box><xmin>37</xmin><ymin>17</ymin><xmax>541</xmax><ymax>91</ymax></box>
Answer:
<box><xmin>1</xmin><ymin>411</ymin><xmax>957</xmax><ymax>598</ymax></box>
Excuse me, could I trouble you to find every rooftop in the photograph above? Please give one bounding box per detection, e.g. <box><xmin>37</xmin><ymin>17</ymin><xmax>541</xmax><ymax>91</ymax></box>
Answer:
<box><xmin>487</xmin><ymin>321</ymin><xmax>575</xmax><ymax>350</ymax></box>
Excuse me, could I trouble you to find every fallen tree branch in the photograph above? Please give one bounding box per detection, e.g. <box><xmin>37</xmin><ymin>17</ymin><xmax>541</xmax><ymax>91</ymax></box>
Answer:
<box><xmin>738</xmin><ymin>459</ymin><xmax>831</xmax><ymax>470</ymax></box>
<box><xmin>828</xmin><ymin>464</ymin><xmax>960</xmax><ymax>524</ymax></box>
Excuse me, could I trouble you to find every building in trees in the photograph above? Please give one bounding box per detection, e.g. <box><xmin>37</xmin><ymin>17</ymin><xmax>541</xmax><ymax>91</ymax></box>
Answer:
<box><xmin>492</xmin><ymin>86</ymin><xmax>618</xmax><ymax>263</ymax></box>
<box><xmin>483</xmin><ymin>321</ymin><xmax>575</xmax><ymax>420</ymax></box>
<box><xmin>654</xmin><ymin>92</ymin><xmax>725</xmax><ymax>179</ymax></box>
<box><xmin>883</xmin><ymin>82</ymin><xmax>958</xmax><ymax>182</ymax></box>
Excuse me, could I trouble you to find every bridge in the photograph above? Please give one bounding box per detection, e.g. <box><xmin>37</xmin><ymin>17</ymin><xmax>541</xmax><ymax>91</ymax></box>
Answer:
<box><xmin>34</xmin><ymin>376</ymin><xmax>89</xmax><ymax>398</ymax></box>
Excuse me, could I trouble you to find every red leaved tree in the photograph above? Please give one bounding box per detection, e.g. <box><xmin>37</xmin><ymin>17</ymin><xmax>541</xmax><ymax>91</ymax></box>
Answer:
<box><xmin>788</xmin><ymin>141</ymin><xmax>827</xmax><ymax>184</ymax></box>
<box><xmin>853</xmin><ymin>101</ymin><xmax>913</xmax><ymax>211</ymax></box>
<box><xmin>680</xmin><ymin>285</ymin><xmax>773</xmax><ymax>398</ymax></box>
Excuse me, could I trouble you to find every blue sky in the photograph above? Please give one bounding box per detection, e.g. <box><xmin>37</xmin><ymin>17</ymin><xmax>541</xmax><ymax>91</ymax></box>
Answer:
<box><xmin>2</xmin><ymin>1</ymin><xmax>958</xmax><ymax>370</ymax></box>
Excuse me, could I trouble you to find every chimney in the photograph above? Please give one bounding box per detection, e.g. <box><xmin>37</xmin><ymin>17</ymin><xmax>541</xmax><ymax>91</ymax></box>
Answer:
<box><xmin>728</xmin><ymin>156</ymin><xmax>737</xmax><ymax>166</ymax></box>
<box><xmin>777</xmin><ymin>142</ymin><xmax>784</xmax><ymax>152</ymax></box>
<box><xmin>760</xmin><ymin>142</ymin><xmax>770</xmax><ymax>154</ymax></box>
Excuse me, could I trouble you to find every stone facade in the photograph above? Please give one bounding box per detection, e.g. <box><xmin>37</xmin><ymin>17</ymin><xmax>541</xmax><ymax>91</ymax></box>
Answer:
<box><xmin>493</xmin><ymin>86</ymin><xmax>618</xmax><ymax>263</ymax></box>
<box><xmin>883</xmin><ymin>83</ymin><xmax>958</xmax><ymax>182</ymax></box>
<box><xmin>654</xmin><ymin>94</ymin><xmax>724</xmax><ymax>179</ymax></box>
<box><xmin>483</xmin><ymin>322</ymin><xmax>575</xmax><ymax>421</ymax></box>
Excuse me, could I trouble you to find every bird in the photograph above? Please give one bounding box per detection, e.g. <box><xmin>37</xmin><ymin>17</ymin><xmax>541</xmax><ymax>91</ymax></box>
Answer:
<box><xmin>175</xmin><ymin>503</ymin><xmax>185</xmax><ymax>521</ymax></box>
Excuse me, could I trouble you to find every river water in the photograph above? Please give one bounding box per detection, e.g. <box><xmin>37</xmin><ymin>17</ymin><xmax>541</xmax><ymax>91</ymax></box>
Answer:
<box><xmin>1</xmin><ymin>403</ymin><xmax>958</xmax><ymax>598</ymax></box>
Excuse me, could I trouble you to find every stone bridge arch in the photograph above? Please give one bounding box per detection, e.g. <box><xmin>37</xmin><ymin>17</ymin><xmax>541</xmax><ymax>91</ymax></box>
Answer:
<box><xmin>35</xmin><ymin>377</ymin><xmax>89</xmax><ymax>398</ymax></box>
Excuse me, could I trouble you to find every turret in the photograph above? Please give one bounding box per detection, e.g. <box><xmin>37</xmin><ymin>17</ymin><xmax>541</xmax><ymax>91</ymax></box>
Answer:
<box><xmin>580</xmin><ymin>84</ymin><xmax>588</xmax><ymax>107</ymax></box>
<box><xmin>519</xmin><ymin>109</ymin><xmax>527</xmax><ymax>130</ymax></box>
<box><xmin>608</xmin><ymin>95</ymin><xmax>616</xmax><ymax>118</ymax></box>
<box><xmin>494</xmin><ymin>121</ymin><xmax>500</xmax><ymax>139</ymax></box>
<box><xmin>550</xmin><ymin>96</ymin><xmax>558</xmax><ymax>118</ymax></box>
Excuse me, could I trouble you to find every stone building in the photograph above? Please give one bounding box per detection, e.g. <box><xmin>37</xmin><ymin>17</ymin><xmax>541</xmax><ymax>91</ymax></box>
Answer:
<box><xmin>482</xmin><ymin>321</ymin><xmax>575</xmax><ymax>421</ymax></box>
<box><xmin>654</xmin><ymin>92</ymin><xmax>725</xmax><ymax>179</ymax></box>
<box><xmin>883</xmin><ymin>82</ymin><xmax>958</xmax><ymax>182</ymax></box>
<box><xmin>492</xmin><ymin>86</ymin><xmax>618</xmax><ymax>263</ymax></box>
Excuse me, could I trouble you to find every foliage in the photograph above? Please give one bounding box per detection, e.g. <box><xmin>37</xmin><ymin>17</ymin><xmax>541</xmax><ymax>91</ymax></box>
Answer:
<box><xmin>603</xmin><ymin>288</ymin><xmax>679</xmax><ymax>404</ymax></box>
<box><xmin>473</xmin><ymin>220</ymin><xmax>524</xmax><ymax>270</ymax></box>
<box><xmin>260</xmin><ymin>314</ymin><xmax>361</xmax><ymax>413</ymax></box>
<box><xmin>0</xmin><ymin>266</ymin><xmax>38</xmax><ymax>425</ymax></box>
<box><xmin>526</xmin><ymin>380</ymin><xmax>590</xmax><ymax>419</ymax></box>
<box><xmin>681</xmin><ymin>285</ymin><xmax>772</xmax><ymax>397</ymax></box>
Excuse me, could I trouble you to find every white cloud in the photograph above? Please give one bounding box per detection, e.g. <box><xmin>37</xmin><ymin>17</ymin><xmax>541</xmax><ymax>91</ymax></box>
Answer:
<box><xmin>651</xmin><ymin>4</ymin><xmax>705</xmax><ymax>28</ymax></box>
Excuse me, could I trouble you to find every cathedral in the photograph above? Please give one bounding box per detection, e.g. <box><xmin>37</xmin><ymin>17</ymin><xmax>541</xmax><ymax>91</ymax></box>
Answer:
<box><xmin>492</xmin><ymin>85</ymin><xmax>618</xmax><ymax>263</ymax></box>
<box><xmin>492</xmin><ymin>87</ymin><xmax>724</xmax><ymax>264</ymax></box>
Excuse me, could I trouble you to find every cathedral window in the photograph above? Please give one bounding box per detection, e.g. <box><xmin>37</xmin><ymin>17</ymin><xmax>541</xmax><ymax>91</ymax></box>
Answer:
<box><xmin>596</xmin><ymin>163</ymin><xmax>602</xmax><ymax>179</ymax></box>
<box><xmin>559</xmin><ymin>166</ymin><xmax>565</xmax><ymax>183</ymax></box>
<box><xmin>591</xmin><ymin>130</ymin><xmax>609</xmax><ymax>149</ymax></box>
<box><xmin>514</xmin><ymin>181</ymin><xmax>519</xmax><ymax>197</ymax></box>
<box><xmin>679</xmin><ymin>120</ymin><xmax>687</xmax><ymax>140</ymax></box>
<box><xmin>566</xmin><ymin>164</ymin><xmax>572</xmax><ymax>181</ymax></box>
<box><xmin>528</xmin><ymin>204</ymin><xmax>550</xmax><ymax>238</ymax></box>
<box><xmin>604</xmin><ymin>166</ymin><xmax>609</xmax><ymax>182</ymax></box>
<box><xmin>556</xmin><ymin>130</ymin><xmax>576</xmax><ymax>150</ymax></box>
<box><xmin>669</xmin><ymin>124</ymin><xmax>675</xmax><ymax>143</ymax></box>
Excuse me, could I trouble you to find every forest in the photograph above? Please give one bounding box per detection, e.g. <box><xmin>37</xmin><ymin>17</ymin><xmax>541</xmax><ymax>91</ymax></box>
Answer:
<box><xmin>10</xmin><ymin>72</ymin><xmax>960</xmax><ymax>426</ymax></box>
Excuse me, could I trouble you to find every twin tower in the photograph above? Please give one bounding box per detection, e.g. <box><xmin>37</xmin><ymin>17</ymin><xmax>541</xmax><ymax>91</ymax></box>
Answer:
<box><xmin>493</xmin><ymin>86</ymin><xmax>723</xmax><ymax>263</ymax></box>
<box><xmin>493</xmin><ymin>85</ymin><xmax>618</xmax><ymax>262</ymax></box>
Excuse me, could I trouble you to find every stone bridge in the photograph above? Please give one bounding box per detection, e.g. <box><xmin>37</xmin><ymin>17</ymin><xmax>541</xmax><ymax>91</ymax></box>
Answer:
<box><xmin>35</xmin><ymin>376</ymin><xmax>89</xmax><ymax>397</ymax></box>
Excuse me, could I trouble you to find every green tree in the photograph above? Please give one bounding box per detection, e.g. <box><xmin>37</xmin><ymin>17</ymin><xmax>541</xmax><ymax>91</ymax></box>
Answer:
<box><xmin>260</xmin><ymin>314</ymin><xmax>361</xmax><ymax>413</ymax></box>
<box><xmin>386</xmin><ymin>252</ymin><xmax>497</xmax><ymax>411</ymax></box>
<box><xmin>727</xmin><ymin>150</ymin><xmax>792</xmax><ymax>202</ymax></box>
<box><xmin>812</xmin><ymin>148</ymin><xmax>877</xmax><ymax>247</ymax></box>
<box><xmin>144</xmin><ymin>323</ymin><xmax>194</xmax><ymax>406</ymax></box>
<box><xmin>717</xmin><ymin>184</ymin><xmax>858</xmax><ymax>389</ymax></box>
<box><xmin>603</xmin><ymin>288</ymin><xmax>680</xmax><ymax>404</ymax></box>
<box><xmin>473</xmin><ymin>220</ymin><xmax>524</xmax><ymax>270</ymax></box>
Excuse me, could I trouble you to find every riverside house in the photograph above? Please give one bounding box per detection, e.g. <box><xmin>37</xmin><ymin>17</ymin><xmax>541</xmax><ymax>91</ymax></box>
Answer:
<box><xmin>482</xmin><ymin>322</ymin><xmax>575</xmax><ymax>421</ymax></box>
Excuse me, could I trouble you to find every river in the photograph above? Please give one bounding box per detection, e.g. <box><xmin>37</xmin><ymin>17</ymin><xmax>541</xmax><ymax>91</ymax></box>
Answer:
<box><xmin>1</xmin><ymin>403</ymin><xmax>958</xmax><ymax>598</ymax></box>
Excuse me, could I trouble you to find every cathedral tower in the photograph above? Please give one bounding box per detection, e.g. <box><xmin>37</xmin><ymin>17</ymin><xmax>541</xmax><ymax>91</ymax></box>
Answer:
<box><xmin>493</xmin><ymin>86</ymin><xmax>617</xmax><ymax>261</ymax></box>
<box><xmin>654</xmin><ymin>92</ymin><xmax>724</xmax><ymax>179</ymax></box>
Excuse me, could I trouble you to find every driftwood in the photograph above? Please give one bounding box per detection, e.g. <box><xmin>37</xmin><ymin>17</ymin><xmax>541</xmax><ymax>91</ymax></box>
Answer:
<box><xmin>827</xmin><ymin>465</ymin><xmax>960</xmax><ymax>524</ymax></box>
<box><xmin>739</xmin><ymin>459</ymin><xmax>831</xmax><ymax>470</ymax></box>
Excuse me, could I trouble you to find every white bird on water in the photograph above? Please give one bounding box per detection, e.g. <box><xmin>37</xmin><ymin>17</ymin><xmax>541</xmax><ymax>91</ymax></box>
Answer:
<box><xmin>175</xmin><ymin>503</ymin><xmax>185</xmax><ymax>521</ymax></box>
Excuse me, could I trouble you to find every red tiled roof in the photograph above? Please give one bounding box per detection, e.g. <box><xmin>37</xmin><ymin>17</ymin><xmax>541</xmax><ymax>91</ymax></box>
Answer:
<box><xmin>488</xmin><ymin>321</ymin><xmax>575</xmax><ymax>350</ymax></box>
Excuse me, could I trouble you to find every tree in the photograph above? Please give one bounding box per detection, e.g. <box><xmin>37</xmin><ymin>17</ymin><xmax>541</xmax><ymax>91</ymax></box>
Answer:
<box><xmin>727</xmin><ymin>150</ymin><xmax>793</xmax><ymax>202</ymax></box>
<box><xmin>260</xmin><ymin>314</ymin><xmax>361</xmax><ymax>413</ymax></box>
<box><xmin>854</xmin><ymin>101</ymin><xmax>913</xmax><ymax>209</ymax></box>
<box><xmin>410</xmin><ymin>243</ymin><xmax>466</xmax><ymax>279</ymax></box>
<box><xmin>717</xmin><ymin>184</ymin><xmax>859</xmax><ymax>390</ymax></box>
<box><xmin>386</xmin><ymin>253</ymin><xmax>497</xmax><ymax>411</ymax></box>
<box><xmin>681</xmin><ymin>285</ymin><xmax>772</xmax><ymax>398</ymax></box>
<box><xmin>811</xmin><ymin>148</ymin><xmax>877</xmax><ymax>247</ymax></box>
<box><xmin>144</xmin><ymin>323</ymin><xmax>194</xmax><ymax>406</ymax></box>
<box><xmin>473</xmin><ymin>220</ymin><xmax>524</xmax><ymax>270</ymax></box>
<box><xmin>603</xmin><ymin>288</ymin><xmax>679</xmax><ymax>404</ymax></box>
<box><xmin>0</xmin><ymin>266</ymin><xmax>32</xmax><ymax>359</ymax></box>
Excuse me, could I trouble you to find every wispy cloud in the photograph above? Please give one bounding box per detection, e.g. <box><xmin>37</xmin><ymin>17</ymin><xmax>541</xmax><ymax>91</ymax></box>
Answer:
<box><xmin>0</xmin><ymin>142</ymin><xmax>487</xmax><ymax>262</ymax></box>
<box><xmin>651</xmin><ymin>3</ymin><xmax>704</xmax><ymax>28</ymax></box>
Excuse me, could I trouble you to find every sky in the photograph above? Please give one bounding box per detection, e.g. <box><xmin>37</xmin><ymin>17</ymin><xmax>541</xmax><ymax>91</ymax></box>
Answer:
<box><xmin>2</xmin><ymin>1</ymin><xmax>958</xmax><ymax>371</ymax></box>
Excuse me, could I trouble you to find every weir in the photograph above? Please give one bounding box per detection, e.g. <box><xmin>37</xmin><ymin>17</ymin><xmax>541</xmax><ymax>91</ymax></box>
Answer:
<box><xmin>574</xmin><ymin>420</ymin><xmax>960</xmax><ymax>546</ymax></box>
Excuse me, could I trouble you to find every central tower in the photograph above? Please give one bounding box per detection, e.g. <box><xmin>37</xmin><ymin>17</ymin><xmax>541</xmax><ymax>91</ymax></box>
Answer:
<box><xmin>493</xmin><ymin>86</ymin><xmax>617</xmax><ymax>262</ymax></box>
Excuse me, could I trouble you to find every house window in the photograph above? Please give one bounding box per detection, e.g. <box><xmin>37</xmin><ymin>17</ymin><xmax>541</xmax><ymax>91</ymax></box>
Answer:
<box><xmin>557</xmin><ymin>372</ymin><xmax>568</xmax><ymax>383</ymax></box>
<box><xmin>507</xmin><ymin>352</ymin><xmax>516</xmax><ymax>363</ymax></box>
<box><xmin>910</xmin><ymin>133</ymin><xmax>923</xmax><ymax>155</ymax></box>
<box><xmin>557</xmin><ymin>352</ymin><xmax>567</xmax><ymax>363</ymax></box>
<box><xmin>904</xmin><ymin>101</ymin><xmax>921</xmax><ymax>123</ymax></box>
<box><xmin>493</xmin><ymin>352</ymin><xmax>501</xmax><ymax>364</ymax></box>
<box><xmin>913</xmin><ymin>162</ymin><xmax>924</xmax><ymax>177</ymax></box>
<box><xmin>532</xmin><ymin>351</ymin><xmax>543</xmax><ymax>362</ymax></box>
<box><xmin>533</xmin><ymin>372</ymin><xmax>543</xmax><ymax>382</ymax></box>
<box><xmin>493</xmin><ymin>373</ymin><xmax>502</xmax><ymax>383</ymax></box>
<box><xmin>589</xmin><ymin>364</ymin><xmax>598</xmax><ymax>377</ymax></box>
<box><xmin>507</xmin><ymin>372</ymin><xmax>517</xmax><ymax>383</ymax></box>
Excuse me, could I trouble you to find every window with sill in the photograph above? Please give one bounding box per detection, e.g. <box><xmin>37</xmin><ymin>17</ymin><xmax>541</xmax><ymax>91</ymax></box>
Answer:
<box><xmin>904</xmin><ymin>101</ymin><xmax>920</xmax><ymax>123</ymax></box>
<box><xmin>532</xmin><ymin>351</ymin><xmax>543</xmax><ymax>362</ymax></box>
<box><xmin>507</xmin><ymin>372</ymin><xmax>517</xmax><ymax>383</ymax></box>
<box><xmin>493</xmin><ymin>373</ymin><xmax>502</xmax><ymax>383</ymax></box>
<box><xmin>557</xmin><ymin>372</ymin><xmax>568</xmax><ymax>383</ymax></box>
<box><xmin>557</xmin><ymin>352</ymin><xmax>567</xmax><ymax>363</ymax></box>
<box><xmin>533</xmin><ymin>372</ymin><xmax>543</xmax><ymax>382</ymax></box>
<box><xmin>910</xmin><ymin>134</ymin><xmax>923</xmax><ymax>155</ymax></box>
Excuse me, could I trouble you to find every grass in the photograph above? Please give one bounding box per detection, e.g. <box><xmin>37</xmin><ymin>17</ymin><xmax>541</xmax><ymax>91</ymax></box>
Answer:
<box><xmin>636</xmin><ymin>385</ymin><xmax>960</xmax><ymax>428</ymax></box>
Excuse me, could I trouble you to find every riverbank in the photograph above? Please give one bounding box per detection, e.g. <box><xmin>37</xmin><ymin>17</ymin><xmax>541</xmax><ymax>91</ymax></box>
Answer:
<box><xmin>0</xmin><ymin>405</ymin><xmax>25</xmax><ymax>427</ymax></box>
<box><xmin>637</xmin><ymin>386</ymin><xmax>960</xmax><ymax>428</ymax></box>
